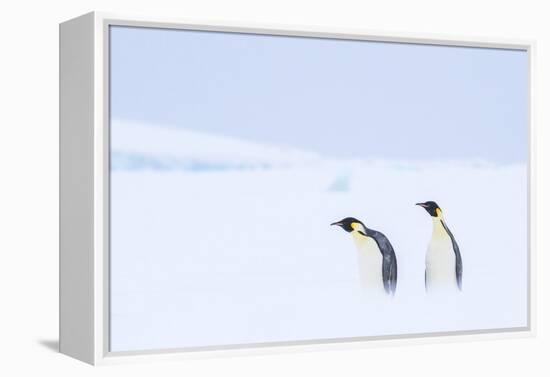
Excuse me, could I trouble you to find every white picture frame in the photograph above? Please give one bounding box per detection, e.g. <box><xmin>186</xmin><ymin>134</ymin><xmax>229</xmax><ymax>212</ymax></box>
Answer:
<box><xmin>59</xmin><ymin>11</ymin><xmax>536</xmax><ymax>365</ymax></box>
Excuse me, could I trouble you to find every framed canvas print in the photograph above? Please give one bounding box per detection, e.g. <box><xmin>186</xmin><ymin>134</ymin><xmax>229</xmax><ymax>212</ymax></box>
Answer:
<box><xmin>59</xmin><ymin>12</ymin><xmax>535</xmax><ymax>365</ymax></box>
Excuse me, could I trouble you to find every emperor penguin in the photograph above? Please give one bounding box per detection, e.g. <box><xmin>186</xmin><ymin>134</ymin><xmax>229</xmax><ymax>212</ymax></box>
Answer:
<box><xmin>416</xmin><ymin>201</ymin><xmax>463</xmax><ymax>292</ymax></box>
<box><xmin>331</xmin><ymin>217</ymin><xmax>397</xmax><ymax>296</ymax></box>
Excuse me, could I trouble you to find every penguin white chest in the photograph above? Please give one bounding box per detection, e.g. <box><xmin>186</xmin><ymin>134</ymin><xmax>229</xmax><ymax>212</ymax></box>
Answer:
<box><xmin>352</xmin><ymin>232</ymin><xmax>384</xmax><ymax>292</ymax></box>
<box><xmin>425</xmin><ymin>220</ymin><xmax>457</xmax><ymax>291</ymax></box>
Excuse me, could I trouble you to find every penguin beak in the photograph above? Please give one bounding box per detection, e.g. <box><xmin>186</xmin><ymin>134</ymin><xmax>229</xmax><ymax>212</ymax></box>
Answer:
<box><xmin>331</xmin><ymin>221</ymin><xmax>343</xmax><ymax>227</ymax></box>
<box><xmin>416</xmin><ymin>202</ymin><xmax>427</xmax><ymax>208</ymax></box>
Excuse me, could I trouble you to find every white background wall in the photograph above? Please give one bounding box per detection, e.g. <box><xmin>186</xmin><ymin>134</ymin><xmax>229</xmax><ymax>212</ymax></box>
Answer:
<box><xmin>0</xmin><ymin>0</ymin><xmax>548</xmax><ymax>375</ymax></box>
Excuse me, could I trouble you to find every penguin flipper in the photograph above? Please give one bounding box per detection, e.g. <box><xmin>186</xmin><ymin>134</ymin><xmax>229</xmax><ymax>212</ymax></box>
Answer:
<box><xmin>440</xmin><ymin>220</ymin><xmax>463</xmax><ymax>290</ymax></box>
<box><xmin>455</xmin><ymin>247</ymin><xmax>463</xmax><ymax>290</ymax></box>
<box><xmin>372</xmin><ymin>232</ymin><xmax>397</xmax><ymax>295</ymax></box>
<box><xmin>424</xmin><ymin>269</ymin><xmax>427</xmax><ymax>291</ymax></box>
<box><xmin>387</xmin><ymin>253</ymin><xmax>398</xmax><ymax>295</ymax></box>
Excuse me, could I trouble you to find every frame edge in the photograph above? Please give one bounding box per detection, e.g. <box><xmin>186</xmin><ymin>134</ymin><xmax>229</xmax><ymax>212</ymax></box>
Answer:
<box><xmin>59</xmin><ymin>11</ymin><xmax>97</xmax><ymax>365</ymax></box>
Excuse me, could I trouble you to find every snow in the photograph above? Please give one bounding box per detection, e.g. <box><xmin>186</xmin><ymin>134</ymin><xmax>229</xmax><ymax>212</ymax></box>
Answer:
<box><xmin>110</xmin><ymin>120</ymin><xmax>528</xmax><ymax>352</ymax></box>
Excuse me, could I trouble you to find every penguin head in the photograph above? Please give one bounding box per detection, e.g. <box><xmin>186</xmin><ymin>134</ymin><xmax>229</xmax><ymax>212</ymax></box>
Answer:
<box><xmin>331</xmin><ymin>217</ymin><xmax>365</xmax><ymax>233</ymax></box>
<box><xmin>416</xmin><ymin>201</ymin><xmax>442</xmax><ymax>217</ymax></box>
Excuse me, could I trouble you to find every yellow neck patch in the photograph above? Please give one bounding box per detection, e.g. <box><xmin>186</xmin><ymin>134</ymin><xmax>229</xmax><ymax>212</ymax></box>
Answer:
<box><xmin>351</xmin><ymin>222</ymin><xmax>367</xmax><ymax>232</ymax></box>
<box><xmin>436</xmin><ymin>208</ymin><xmax>442</xmax><ymax>218</ymax></box>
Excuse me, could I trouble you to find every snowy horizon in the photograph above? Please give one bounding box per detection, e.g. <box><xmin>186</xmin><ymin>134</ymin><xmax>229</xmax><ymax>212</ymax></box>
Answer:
<box><xmin>111</xmin><ymin>119</ymin><xmax>527</xmax><ymax>173</ymax></box>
